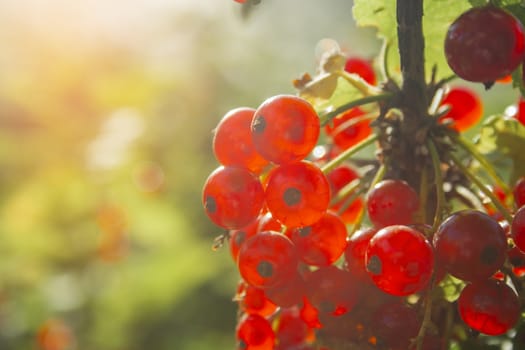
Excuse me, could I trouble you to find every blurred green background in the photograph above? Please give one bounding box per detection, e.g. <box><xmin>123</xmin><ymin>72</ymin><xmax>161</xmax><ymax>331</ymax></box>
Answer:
<box><xmin>0</xmin><ymin>1</ymin><xmax>379</xmax><ymax>349</ymax></box>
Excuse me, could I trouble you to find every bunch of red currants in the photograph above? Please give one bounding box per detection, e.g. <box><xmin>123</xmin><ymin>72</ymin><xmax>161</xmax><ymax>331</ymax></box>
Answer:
<box><xmin>203</xmin><ymin>3</ymin><xmax>525</xmax><ymax>350</ymax></box>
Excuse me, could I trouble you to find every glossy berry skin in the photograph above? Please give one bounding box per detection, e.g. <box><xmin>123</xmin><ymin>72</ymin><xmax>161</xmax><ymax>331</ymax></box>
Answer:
<box><xmin>213</xmin><ymin>107</ymin><xmax>269</xmax><ymax>174</ymax></box>
<box><xmin>236</xmin><ymin>313</ymin><xmax>275</xmax><ymax>350</ymax></box>
<box><xmin>238</xmin><ymin>231</ymin><xmax>299</xmax><ymax>289</ymax></box>
<box><xmin>445</xmin><ymin>6</ymin><xmax>525</xmax><ymax>82</ymax></box>
<box><xmin>251</xmin><ymin>95</ymin><xmax>320</xmax><ymax>164</ymax></box>
<box><xmin>229</xmin><ymin>218</ymin><xmax>260</xmax><ymax>261</ymax></box>
<box><xmin>344</xmin><ymin>57</ymin><xmax>376</xmax><ymax>85</ymax></box>
<box><xmin>326</xmin><ymin>165</ymin><xmax>364</xmax><ymax>224</ymax></box>
<box><xmin>275</xmin><ymin>307</ymin><xmax>311</xmax><ymax>349</ymax></box>
<box><xmin>344</xmin><ymin>227</ymin><xmax>378</xmax><ymax>279</ymax></box>
<box><xmin>264</xmin><ymin>269</ymin><xmax>306</xmax><ymax>308</ymax></box>
<box><xmin>324</xmin><ymin>107</ymin><xmax>372</xmax><ymax>150</ymax></box>
<box><xmin>287</xmin><ymin>211</ymin><xmax>347</xmax><ymax>266</ymax></box>
<box><xmin>370</xmin><ymin>302</ymin><xmax>420</xmax><ymax>349</ymax></box>
<box><xmin>304</xmin><ymin>266</ymin><xmax>361</xmax><ymax>316</ymax></box>
<box><xmin>433</xmin><ymin>210</ymin><xmax>507</xmax><ymax>282</ymax></box>
<box><xmin>438</xmin><ymin>87</ymin><xmax>483</xmax><ymax>131</ymax></box>
<box><xmin>365</xmin><ymin>225</ymin><xmax>434</xmax><ymax>296</ymax></box>
<box><xmin>202</xmin><ymin>166</ymin><xmax>264</xmax><ymax>229</ymax></box>
<box><xmin>265</xmin><ymin>161</ymin><xmax>330</xmax><ymax>228</ymax></box>
<box><xmin>366</xmin><ymin>179</ymin><xmax>419</xmax><ymax>228</ymax></box>
<box><xmin>237</xmin><ymin>282</ymin><xmax>277</xmax><ymax>318</ymax></box>
<box><xmin>514</xmin><ymin>176</ymin><xmax>525</xmax><ymax>208</ymax></box>
<box><xmin>512</xmin><ymin>206</ymin><xmax>525</xmax><ymax>253</ymax></box>
<box><xmin>458</xmin><ymin>279</ymin><xmax>520</xmax><ymax>335</ymax></box>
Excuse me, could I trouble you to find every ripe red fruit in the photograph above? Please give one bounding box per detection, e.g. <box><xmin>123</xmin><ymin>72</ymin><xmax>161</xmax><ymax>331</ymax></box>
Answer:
<box><xmin>458</xmin><ymin>279</ymin><xmax>520</xmax><ymax>335</ymax></box>
<box><xmin>265</xmin><ymin>269</ymin><xmax>306</xmax><ymax>308</ymax></box>
<box><xmin>370</xmin><ymin>302</ymin><xmax>420</xmax><ymax>349</ymax></box>
<box><xmin>344</xmin><ymin>227</ymin><xmax>378</xmax><ymax>280</ymax></box>
<box><xmin>326</xmin><ymin>165</ymin><xmax>364</xmax><ymax>224</ymax></box>
<box><xmin>287</xmin><ymin>211</ymin><xmax>348</xmax><ymax>266</ymax></box>
<box><xmin>236</xmin><ymin>282</ymin><xmax>278</xmax><ymax>318</ymax></box>
<box><xmin>229</xmin><ymin>218</ymin><xmax>260</xmax><ymax>261</ymax></box>
<box><xmin>438</xmin><ymin>87</ymin><xmax>483</xmax><ymax>131</ymax></box>
<box><xmin>251</xmin><ymin>95</ymin><xmax>320</xmax><ymax>164</ymax></box>
<box><xmin>514</xmin><ymin>176</ymin><xmax>525</xmax><ymax>208</ymax></box>
<box><xmin>344</xmin><ymin>57</ymin><xmax>376</xmax><ymax>85</ymax></box>
<box><xmin>366</xmin><ymin>179</ymin><xmax>419</xmax><ymax>228</ymax></box>
<box><xmin>236</xmin><ymin>313</ymin><xmax>275</xmax><ymax>350</ymax></box>
<box><xmin>445</xmin><ymin>6</ymin><xmax>525</xmax><ymax>83</ymax></box>
<box><xmin>265</xmin><ymin>161</ymin><xmax>330</xmax><ymax>228</ymax></box>
<box><xmin>304</xmin><ymin>266</ymin><xmax>362</xmax><ymax>316</ymax></box>
<box><xmin>365</xmin><ymin>225</ymin><xmax>434</xmax><ymax>296</ymax></box>
<box><xmin>324</xmin><ymin>107</ymin><xmax>372</xmax><ymax>150</ymax></box>
<box><xmin>238</xmin><ymin>231</ymin><xmax>299</xmax><ymax>289</ymax></box>
<box><xmin>202</xmin><ymin>166</ymin><xmax>264</xmax><ymax>229</ymax></box>
<box><xmin>275</xmin><ymin>307</ymin><xmax>311</xmax><ymax>349</ymax></box>
<box><xmin>213</xmin><ymin>107</ymin><xmax>269</xmax><ymax>174</ymax></box>
<box><xmin>433</xmin><ymin>210</ymin><xmax>507</xmax><ymax>281</ymax></box>
<box><xmin>512</xmin><ymin>206</ymin><xmax>525</xmax><ymax>253</ymax></box>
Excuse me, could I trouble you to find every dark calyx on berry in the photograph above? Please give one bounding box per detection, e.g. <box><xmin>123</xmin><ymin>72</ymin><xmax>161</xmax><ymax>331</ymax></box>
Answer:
<box><xmin>283</xmin><ymin>187</ymin><xmax>302</xmax><ymax>206</ymax></box>
<box><xmin>298</xmin><ymin>226</ymin><xmax>311</xmax><ymax>237</ymax></box>
<box><xmin>251</xmin><ymin>115</ymin><xmax>267</xmax><ymax>133</ymax></box>
<box><xmin>480</xmin><ymin>245</ymin><xmax>498</xmax><ymax>265</ymax></box>
<box><xmin>367</xmin><ymin>255</ymin><xmax>382</xmax><ymax>275</ymax></box>
<box><xmin>205</xmin><ymin>196</ymin><xmax>217</xmax><ymax>213</ymax></box>
<box><xmin>257</xmin><ymin>261</ymin><xmax>274</xmax><ymax>278</ymax></box>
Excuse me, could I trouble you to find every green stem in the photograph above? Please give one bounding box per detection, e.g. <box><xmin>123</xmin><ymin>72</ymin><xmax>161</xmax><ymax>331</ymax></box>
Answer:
<box><xmin>321</xmin><ymin>134</ymin><xmax>378</xmax><ymax>174</ymax></box>
<box><xmin>427</xmin><ymin>140</ymin><xmax>445</xmax><ymax>232</ymax></box>
<box><xmin>449</xmin><ymin>152</ymin><xmax>513</xmax><ymax>223</ymax></box>
<box><xmin>453</xmin><ymin>135</ymin><xmax>510</xmax><ymax>194</ymax></box>
<box><xmin>415</xmin><ymin>276</ymin><xmax>435</xmax><ymax>350</ymax></box>
<box><xmin>319</xmin><ymin>93</ymin><xmax>393</xmax><ymax>126</ymax></box>
<box><xmin>330</xmin><ymin>178</ymin><xmax>360</xmax><ymax>206</ymax></box>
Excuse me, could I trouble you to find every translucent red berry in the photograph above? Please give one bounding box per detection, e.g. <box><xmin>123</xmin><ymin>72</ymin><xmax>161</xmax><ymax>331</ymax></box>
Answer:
<box><xmin>236</xmin><ymin>282</ymin><xmax>278</xmax><ymax>318</ymax></box>
<box><xmin>445</xmin><ymin>6</ymin><xmax>525</xmax><ymax>83</ymax></box>
<box><xmin>458</xmin><ymin>278</ymin><xmax>520</xmax><ymax>335</ymax></box>
<box><xmin>238</xmin><ymin>231</ymin><xmax>299</xmax><ymax>289</ymax></box>
<box><xmin>275</xmin><ymin>307</ymin><xmax>311</xmax><ymax>349</ymax></box>
<box><xmin>213</xmin><ymin>107</ymin><xmax>269</xmax><ymax>174</ymax></box>
<box><xmin>326</xmin><ymin>165</ymin><xmax>364</xmax><ymax>224</ymax></box>
<box><xmin>230</xmin><ymin>218</ymin><xmax>260</xmax><ymax>261</ymax></box>
<box><xmin>264</xmin><ymin>269</ymin><xmax>306</xmax><ymax>308</ymax></box>
<box><xmin>344</xmin><ymin>57</ymin><xmax>376</xmax><ymax>85</ymax></box>
<box><xmin>366</xmin><ymin>179</ymin><xmax>419</xmax><ymax>228</ymax></box>
<box><xmin>512</xmin><ymin>206</ymin><xmax>525</xmax><ymax>253</ymax></box>
<box><xmin>433</xmin><ymin>210</ymin><xmax>507</xmax><ymax>281</ymax></box>
<box><xmin>304</xmin><ymin>266</ymin><xmax>361</xmax><ymax>316</ymax></box>
<box><xmin>236</xmin><ymin>313</ymin><xmax>275</xmax><ymax>350</ymax></box>
<box><xmin>514</xmin><ymin>176</ymin><xmax>525</xmax><ymax>208</ymax></box>
<box><xmin>365</xmin><ymin>225</ymin><xmax>434</xmax><ymax>296</ymax></box>
<box><xmin>324</xmin><ymin>107</ymin><xmax>372</xmax><ymax>150</ymax></box>
<box><xmin>438</xmin><ymin>86</ymin><xmax>483</xmax><ymax>131</ymax></box>
<box><xmin>265</xmin><ymin>161</ymin><xmax>330</xmax><ymax>228</ymax></box>
<box><xmin>287</xmin><ymin>211</ymin><xmax>347</xmax><ymax>266</ymax></box>
<box><xmin>202</xmin><ymin>166</ymin><xmax>264</xmax><ymax>229</ymax></box>
<box><xmin>344</xmin><ymin>227</ymin><xmax>378</xmax><ymax>280</ymax></box>
<box><xmin>251</xmin><ymin>95</ymin><xmax>320</xmax><ymax>164</ymax></box>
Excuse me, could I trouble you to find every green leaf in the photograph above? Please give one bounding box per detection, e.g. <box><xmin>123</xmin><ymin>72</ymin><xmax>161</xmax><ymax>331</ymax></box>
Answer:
<box><xmin>476</xmin><ymin>115</ymin><xmax>525</xmax><ymax>183</ymax></box>
<box><xmin>353</xmin><ymin>0</ymin><xmax>472</xmax><ymax>81</ymax></box>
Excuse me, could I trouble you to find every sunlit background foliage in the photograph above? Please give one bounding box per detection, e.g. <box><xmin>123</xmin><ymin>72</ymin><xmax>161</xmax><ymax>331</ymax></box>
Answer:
<box><xmin>0</xmin><ymin>1</ymin><xmax>380</xmax><ymax>349</ymax></box>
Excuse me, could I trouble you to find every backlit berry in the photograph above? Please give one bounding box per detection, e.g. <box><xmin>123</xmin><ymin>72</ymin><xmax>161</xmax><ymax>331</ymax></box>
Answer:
<box><xmin>236</xmin><ymin>313</ymin><xmax>275</xmax><ymax>350</ymax></box>
<box><xmin>251</xmin><ymin>95</ymin><xmax>320</xmax><ymax>164</ymax></box>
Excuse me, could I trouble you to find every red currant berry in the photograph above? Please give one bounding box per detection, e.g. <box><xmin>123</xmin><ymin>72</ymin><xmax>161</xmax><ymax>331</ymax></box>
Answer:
<box><xmin>365</xmin><ymin>225</ymin><xmax>434</xmax><ymax>296</ymax></box>
<box><xmin>229</xmin><ymin>218</ymin><xmax>260</xmax><ymax>261</ymax></box>
<box><xmin>438</xmin><ymin>86</ymin><xmax>483</xmax><ymax>131</ymax></box>
<box><xmin>458</xmin><ymin>278</ymin><xmax>520</xmax><ymax>335</ymax></box>
<box><xmin>265</xmin><ymin>161</ymin><xmax>330</xmax><ymax>228</ymax></box>
<box><xmin>344</xmin><ymin>57</ymin><xmax>376</xmax><ymax>85</ymax></box>
<box><xmin>213</xmin><ymin>107</ymin><xmax>269</xmax><ymax>174</ymax></box>
<box><xmin>257</xmin><ymin>212</ymin><xmax>282</xmax><ymax>233</ymax></box>
<box><xmin>344</xmin><ymin>227</ymin><xmax>378</xmax><ymax>280</ymax></box>
<box><xmin>445</xmin><ymin>6</ymin><xmax>525</xmax><ymax>83</ymax></box>
<box><xmin>366</xmin><ymin>179</ymin><xmax>419</xmax><ymax>228</ymax></box>
<box><xmin>370</xmin><ymin>302</ymin><xmax>420</xmax><ymax>349</ymax></box>
<box><xmin>304</xmin><ymin>266</ymin><xmax>361</xmax><ymax>316</ymax></box>
<box><xmin>512</xmin><ymin>205</ymin><xmax>525</xmax><ymax>253</ymax></box>
<box><xmin>202</xmin><ymin>166</ymin><xmax>264</xmax><ymax>229</ymax></box>
<box><xmin>275</xmin><ymin>307</ymin><xmax>311</xmax><ymax>349</ymax></box>
<box><xmin>433</xmin><ymin>210</ymin><xmax>507</xmax><ymax>281</ymax></box>
<box><xmin>238</xmin><ymin>231</ymin><xmax>299</xmax><ymax>289</ymax></box>
<box><xmin>509</xmin><ymin>245</ymin><xmax>525</xmax><ymax>276</ymax></box>
<box><xmin>326</xmin><ymin>165</ymin><xmax>364</xmax><ymax>224</ymax></box>
<box><xmin>300</xmin><ymin>297</ymin><xmax>321</xmax><ymax>329</ymax></box>
<box><xmin>251</xmin><ymin>95</ymin><xmax>320</xmax><ymax>164</ymax></box>
<box><xmin>287</xmin><ymin>211</ymin><xmax>347</xmax><ymax>266</ymax></box>
<box><xmin>236</xmin><ymin>281</ymin><xmax>278</xmax><ymax>318</ymax></box>
<box><xmin>265</xmin><ymin>268</ymin><xmax>306</xmax><ymax>308</ymax></box>
<box><xmin>324</xmin><ymin>107</ymin><xmax>372</xmax><ymax>150</ymax></box>
<box><xmin>236</xmin><ymin>313</ymin><xmax>275</xmax><ymax>350</ymax></box>
<box><xmin>514</xmin><ymin>176</ymin><xmax>525</xmax><ymax>208</ymax></box>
